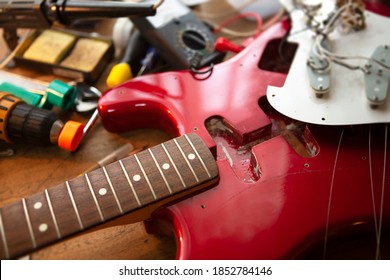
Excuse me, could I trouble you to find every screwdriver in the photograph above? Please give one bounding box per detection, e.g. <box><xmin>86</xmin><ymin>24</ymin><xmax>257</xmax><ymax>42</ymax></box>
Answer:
<box><xmin>0</xmin><ymin>80</ymin><xmax>76</xmax><ymax>110</ymax></box>
<box><xmin>0</xmin><ymin>92</ymin><xmax>84</xmax><ymax>151</ymax></box>
<box><xmin>106</xmin><ymin>29</ymin><xmax>150</xmax><ymax>88</ymax></box>
<box><xmin>86</xmin><ymin>46</ymin><xmax>158</xmax><ymax>145</ymax></box>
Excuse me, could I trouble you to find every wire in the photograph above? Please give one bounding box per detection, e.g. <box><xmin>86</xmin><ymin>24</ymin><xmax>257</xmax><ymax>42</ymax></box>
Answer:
<box><xmin>261</xmin><ymin>7</ymin><xmax>286</xmax><ymax>31</ymax></box>
<box><xmin>305</xmin><ymin>1</ymin><xmax>390</xmax><ymax>73</ymax></box>
<box><xmin>213</xmin><ymin>12</ymin><xmax>263</xmax><ymax>38</ymax></box>
<box><xmin>194</xmin><ymin>0</ymin><xmax>259</xmax><ymax>20</ymax></box>
<box><xmin>313</xmin><ymin>33</ymin><xmax>390</xmax><ymax>73</ymax></box>
<box><xmin>153</xmin><ymin>0</ymin><xmax>165</xmax><ymax>9</ymax></box>
<box><xmin>190</xmin><ymin>63</ymin><xmax>214</xmax><ymax>75</ymax></box>
<box><xmin>195</xmin><ymin>0</ymin><xmax>285</xmax><ymax>38</ymax></box>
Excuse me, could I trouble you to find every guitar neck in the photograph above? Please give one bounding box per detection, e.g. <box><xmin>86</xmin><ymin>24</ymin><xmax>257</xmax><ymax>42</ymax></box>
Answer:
<box><xmin>0</xmin><ymin>133</ymin><xmax>219</xmax><ymax>259</ymax></box>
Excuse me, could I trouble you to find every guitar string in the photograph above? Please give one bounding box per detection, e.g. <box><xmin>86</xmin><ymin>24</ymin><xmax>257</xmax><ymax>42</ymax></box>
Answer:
<box><xmin>369</xmin><ymin>125</ymin><xmax>380</xmax><ymax>254</ymax></box>
<box><xmin>0</xmin><ymin>211</ymin><xmax>10</xmax><ymax>259</ymax></box>
<box><xmin>376</xmin><ymin>124</ymin><xmax>388</xmax><ymax>260</ymax></box>
<box><xmin>323</xmin><ymin>128</ymin><xmax>344</xmax><ymax>259</ymax></box>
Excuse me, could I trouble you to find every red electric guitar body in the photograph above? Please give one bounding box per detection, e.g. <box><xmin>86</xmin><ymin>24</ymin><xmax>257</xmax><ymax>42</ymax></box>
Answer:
<box><xmin>98</xmin><ymin>19</ymin><xmax>390</xmax><ymax>259</ymax></box>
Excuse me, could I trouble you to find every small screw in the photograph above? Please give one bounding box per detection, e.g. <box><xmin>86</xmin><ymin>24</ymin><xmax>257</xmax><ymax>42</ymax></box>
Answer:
<box><xmin>0</xmin><ymin>148</ymin><xmax>14</xmax><ymax>157</ymax></box>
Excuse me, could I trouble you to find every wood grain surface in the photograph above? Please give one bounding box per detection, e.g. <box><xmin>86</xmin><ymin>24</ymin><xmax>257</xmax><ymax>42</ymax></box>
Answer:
<box><xmin>0</xmin><ymin>0</ymin><xmax>260</xmax><ymax>259</ymax></box>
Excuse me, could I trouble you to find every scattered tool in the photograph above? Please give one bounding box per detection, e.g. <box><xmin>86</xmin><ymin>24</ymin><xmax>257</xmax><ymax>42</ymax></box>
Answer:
<box><xmin>0</xmin><ymin>92</ymin><xmax>84</xmax><ymax>151</ymax></box>
<box><xmin>0</xmin><ymin>80</ymin><xmax>77</xmax><ymax>110</ymax></box>
<box><xmin>82</xmin><ymin>143</ymin><xmax>139</xmax><ymax>174</ymax></box>
<box><xmin>68</xmin><ymin>82</ymin><xmax>101</xmax><ymax>113</ymax></box>
<box><xmin>106</xmin><ymin>29</ymin><xmax>150</xmax><ymax>88</ymax></box>
<box><xmin>130</xmin><ymin>0</ymin><xmax>225</xmax><ymax>70</ymax></box>
<box><xmin>0</xmin><ymin>71</ymin><xmax>101</xmax><ymax>113</ymax></box>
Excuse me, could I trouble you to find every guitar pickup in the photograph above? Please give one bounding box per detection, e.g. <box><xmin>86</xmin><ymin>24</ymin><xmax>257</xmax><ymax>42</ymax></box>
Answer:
<box><xmin>307</xmin><ymin>36</ymin><xmax>331</xmax><ymax>98</ymax></box>
<box><xmin>364</xmin><ymin>45</ymin><xmax>390</xmax><ymax>107</ymax></box>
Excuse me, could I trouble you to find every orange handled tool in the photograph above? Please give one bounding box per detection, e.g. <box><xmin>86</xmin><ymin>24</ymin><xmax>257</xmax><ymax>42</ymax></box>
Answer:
<box><xmin>0</xmin><ymin>92</ymin><xmax>84</xmax><ymax>152</ymax></box>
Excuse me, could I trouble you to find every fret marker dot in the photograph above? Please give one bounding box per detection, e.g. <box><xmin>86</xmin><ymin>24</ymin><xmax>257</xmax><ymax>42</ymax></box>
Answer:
<box><xmin>39</xmin><ymin>223</ymin><xmax>48</xmax><ymax>232</ymax></box>
<box><xmin>33</xmin><ymin>202</ymin><xmax>42</xmax><ymax>210</ymax></box>
<box><xmin>188</xmin><ymin>153</ymin><xmax>196</xmax><ymax>160</ymax></box>
<box><xmin>133</xmin><ymin>174</ymin><xmax>141</xmax><ymax>182</ymax></box>
<box><xmin>162</xmin><ymin>163</ymin><xmax>170</xmax><ymax>170</ymax></box>
<box><xmin>99</xmin><ymin>188</ymin><xmax>107</xmax><ymax>196</ymax></box>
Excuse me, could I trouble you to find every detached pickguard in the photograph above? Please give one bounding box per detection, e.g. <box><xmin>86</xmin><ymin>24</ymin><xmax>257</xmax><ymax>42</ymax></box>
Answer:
<box><xmin>267</xmin><ymin>6</ymin><xmax>390</xmax><ymax>125</ymax></box>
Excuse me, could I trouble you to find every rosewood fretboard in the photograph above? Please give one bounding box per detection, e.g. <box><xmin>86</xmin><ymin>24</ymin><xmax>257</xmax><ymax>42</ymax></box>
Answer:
<box><xmin>0</xmin><ymin>133</ymin><xmax>219</xmax><ymax>259</ymax></box>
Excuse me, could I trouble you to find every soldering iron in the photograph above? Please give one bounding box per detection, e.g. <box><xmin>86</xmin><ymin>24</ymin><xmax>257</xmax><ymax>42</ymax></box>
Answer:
<box><xmin>0</xmin><ymin>0</ymin><xmax>163</xmax><ymax>49</ymax></box>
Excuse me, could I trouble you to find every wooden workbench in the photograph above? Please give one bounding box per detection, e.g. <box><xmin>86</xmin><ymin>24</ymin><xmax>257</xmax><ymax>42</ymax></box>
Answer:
<box><xmin>0</xmin><ymin>67</ymin><xmax>175</xmax><ymax>259</ymax></box>
<box><xmin>0</xmin><ymin>1</ymin><xmax>261</xmax><ymax>259</ymax></box>
<box><xmin>0</xmin><ymin>25</ymin><xmax>177</xmax><ymax>258</ymax></box>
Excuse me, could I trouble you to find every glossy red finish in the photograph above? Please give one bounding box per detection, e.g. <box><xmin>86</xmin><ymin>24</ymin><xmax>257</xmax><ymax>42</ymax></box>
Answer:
<box><xmin>365</xmin><ymin>1</ymin><xmax>390</xmax><ymax>17</ymax></box>
<box><xmin>99</xmin><ymin>21</ymin><xmax>390</xmax><ymax>259</ymax></box>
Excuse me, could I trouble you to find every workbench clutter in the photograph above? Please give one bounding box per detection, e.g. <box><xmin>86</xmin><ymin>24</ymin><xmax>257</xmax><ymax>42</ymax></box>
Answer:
<box><xmin>13</xmin><ymin>29</ymin><xmax>114</xmax><ymax>82</ymax></box>
<box><xmin>0</xmin><ymin>71</ymin><xmax>104</xmax><ymax>152</ymax></box>
<box><xmin>0</xmin><ymin>90</ymin><xmax>84</xmax><ymax>152</ymax></box>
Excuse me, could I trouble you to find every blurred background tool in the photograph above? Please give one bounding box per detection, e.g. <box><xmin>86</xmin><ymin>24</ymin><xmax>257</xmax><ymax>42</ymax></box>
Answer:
<box><xmin>226</xmin><ymin>0</ymin><xmax>283</xmax><ymax>19</ymax></box>
<box><xmin>0</xmin><ymin>70</ymin><xmax>101</xmax><ymax>113</ymax></box>
<box><xmin>0</xmin><ymin>0</ymin><xmax>163</xmax><ymax>49</ymax></box>
<box><xmin>130</xmin><ymin>0</ymin><xmax>225</xmax><ymax>70</ymax></box>
<box><xmin>0</xmin><ymin>92</ymin><xmax>84</xmax><ymax>151</ymax></box>
<box><xmin>81</xmin><ymin>143</ymin><xmax>150</xmax><ymax>174</ymax></box>
<box><xmin>0</xmin><ymin>80</ymin><xmax>76</xmax><ymax>110</ymax></box>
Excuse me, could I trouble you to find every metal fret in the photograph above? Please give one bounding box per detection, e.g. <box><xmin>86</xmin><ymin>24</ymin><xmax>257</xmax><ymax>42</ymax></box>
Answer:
<box><xmin>148</xmin><ymin>149</ymin><xmax>172</xmax><ymax>194</ymax></box>
<box><xmin>44</xmin><ymin>189</ymin><xmax>61</xmax><ymax>239</ymax></box>
<box><xmin>85</xmin><ymin>174</ymin><xmax>104</xmax><ymax>222</ymax></box>
<box><xmin>161</xmin><ymin>143</ymin><xmax>186</xmax><ymax>188</ymax></box>
<box><xmin>119</xmin><ymin>160</ymin><xmax>142</xmax><ymax>206</ymax></box>
<box><xmin>134</xmin><ymin>154</ymin><xmax>157</xmax><ymax>200</ymax></box>
<box><xmin>66</xmin><ymin>181</ymin><xmax>84</xmax><ymax>230</ymax></box>
<box><xmin>173</xmin><ymin>138</ymin><xmax>199</xmax><ymax>182</ymax></box>
<box><xmin>22</xmin><ymin>198</ymin><xmax>36</xmax><ymax>249</ymax></box>
<box><xmin>184</xmin><ymin>134</ymin><xmax>212</xmax><ymax>178</ymax></box>
<box><xmin>102</xmin><ymin>166</ymin><xmax>123</xmax><ymax>214</ymax></box>
<box><xmin>0</xmin><ymin>211</ymin><xmax>9</xmax><ymax>259</ymax></box>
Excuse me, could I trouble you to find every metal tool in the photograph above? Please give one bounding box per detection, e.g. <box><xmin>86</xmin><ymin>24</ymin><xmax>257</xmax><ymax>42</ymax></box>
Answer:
<box><xmin>0</xmin><ymin>0</ymin><xmax>163</xmax><ymax>49</ymax></box>
<box><xmin>71</xmin><ymin>82</ymin><xmax>102</xmax><ymax>113</ymax></box>
<box><xmin>86</xmin><ymin>49</ymin><xmax>155</xmax><ymax>140</ymax></box>
<box><xmin>0</xmin><ymin>92</ymin><xmax>84</xmax><ymax>151</ymax></box>
<box><xmin>0</xmin><ymin>71</ymin><xmax>101</xmax><ymax>113</ymax></box>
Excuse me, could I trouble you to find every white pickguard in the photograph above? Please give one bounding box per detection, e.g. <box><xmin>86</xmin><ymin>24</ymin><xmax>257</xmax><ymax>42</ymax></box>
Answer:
<box><xmin>267</xmin><ymin>6</ymin><xmax>390</xmax><ymax>125</ymax></box>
